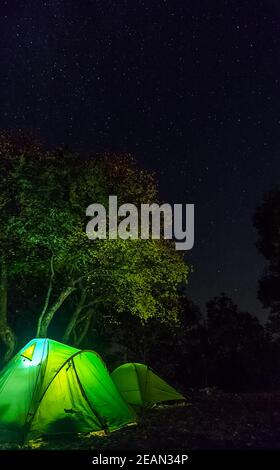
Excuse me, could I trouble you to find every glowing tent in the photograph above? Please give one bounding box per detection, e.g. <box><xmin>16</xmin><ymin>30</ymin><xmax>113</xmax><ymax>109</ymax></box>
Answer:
<box><xmin>0</xmin><ymin>339</ymin><xmax>136</xmax><ymax>442</ymax></box>
<box><xmin>111</xmin><ymin>363</ymin><xmax>185</xmax><ymax>408</ymax></box>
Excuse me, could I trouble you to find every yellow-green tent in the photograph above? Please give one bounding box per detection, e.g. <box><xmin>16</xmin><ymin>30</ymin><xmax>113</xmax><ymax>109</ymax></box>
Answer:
<box><xmin>0</xmin><ymin>339</ymin><xmax>136</xmax><ymax>442</ymax></box>
<box><xmin>111</xmin><ymin>362</ymin><xmax>185</xmax><ymax>408</ymax></box>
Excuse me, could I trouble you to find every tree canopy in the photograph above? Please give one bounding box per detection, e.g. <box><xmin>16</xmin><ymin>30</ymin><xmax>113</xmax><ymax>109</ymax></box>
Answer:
<box><xmin>0</xmin><ymin>132</ymin><xmax>189</xmax><ymax>362</ymax></box>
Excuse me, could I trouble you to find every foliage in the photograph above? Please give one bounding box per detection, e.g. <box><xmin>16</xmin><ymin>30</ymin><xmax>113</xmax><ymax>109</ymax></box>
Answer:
<box><xmin>89</xmin><ymin>291</ymin><xmax>280</xmax><ymax>392</ymax></box>
<box><xmin>254</xmin><ymin>187</ymin><xmax>280</xmax><ymax>333</ymax></box>
<box><xmin>0</xmin><ymin>132</ymin><xmax>189</xmax><ymax>359</ymax></box>
<box><xmin>205</xmin><ymin>294</ymin><xmax>269</xmax><ymax>390</ymax></box>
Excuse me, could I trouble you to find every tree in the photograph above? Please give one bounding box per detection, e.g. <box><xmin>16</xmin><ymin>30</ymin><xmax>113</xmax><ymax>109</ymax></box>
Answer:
<box><xmin>254</xmin><ymin>187</ymin><xmax>280</xmax><ymax>333</ymax></box>
<box><xmin>206</xmin><ymin>293</ymin><xmax>265</xmax><ymax>390</ymax></box>
<box><xmin>87</xmin><ymin>292</ymin><xmax>206</xmax><ymax>390</ymax></box>
<box><xmin>0</xmin><ymin>133</ymin><xmax>189</xmax><ymax>361</ymax></box>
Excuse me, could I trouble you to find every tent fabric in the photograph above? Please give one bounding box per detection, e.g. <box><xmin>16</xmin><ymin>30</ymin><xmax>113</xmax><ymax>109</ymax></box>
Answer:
<box><xmin>0</xmin><ymin>339</ymin><xmax>136</xmax><ymax>442</ymax></box>
<box><xmin>21</xmin><ymin>343</ymin><xmax>36</xmax><ymax>361</ymax></box>
<box><xmin>111</xmin><ymin>362</ymin><xmax>185</xmax><ymax>408</ymax></box>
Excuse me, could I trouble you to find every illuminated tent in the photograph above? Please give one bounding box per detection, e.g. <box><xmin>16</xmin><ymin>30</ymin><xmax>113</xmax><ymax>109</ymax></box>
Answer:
<box><xmin>0</xmin><ymin>339</ymin><xmax>136</xmax><ymax>443</ymax></box>
<box><xmin>111</xmin><ymin>363</ymin><xmax>185</xmax><ymax>408</ymax></box>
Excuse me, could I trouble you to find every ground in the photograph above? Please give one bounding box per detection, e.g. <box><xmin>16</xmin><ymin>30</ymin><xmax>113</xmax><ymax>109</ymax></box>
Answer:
<box><xmin>1</xmin><ymin>390</ymin><xmax>280</xmax><ymax>450</ymax></box>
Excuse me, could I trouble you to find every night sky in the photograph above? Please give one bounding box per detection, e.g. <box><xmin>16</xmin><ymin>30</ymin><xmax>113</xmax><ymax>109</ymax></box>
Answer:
<box><xmin>1</xmin><ymin>0</ymin><xmax>280</xmax><ymax>320</ymax></box>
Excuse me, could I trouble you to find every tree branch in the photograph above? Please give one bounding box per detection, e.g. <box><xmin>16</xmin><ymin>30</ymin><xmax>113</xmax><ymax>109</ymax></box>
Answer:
<box><xmin>38</xmin><ymin>285</ymin><xmax>77</xmax><ymax>337</ymax></box>
<box><xmin>36</xmin><ymin>254</ymin><xmax>55</xmax><ymax>337</ymax></box>
<box><xmin>74</xmin><ymin>309</ymin><xmax>95</xmax><ymax>347</ymax></box>
<box><xmin>62</xmin><ymin>288</ymin><xmax>87</xmax><ymax>343</ymax></box>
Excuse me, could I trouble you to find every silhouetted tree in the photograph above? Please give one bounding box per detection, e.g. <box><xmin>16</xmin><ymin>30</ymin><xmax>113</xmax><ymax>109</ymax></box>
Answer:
<box><xmin>206</xmin><ymin>294</ymin><xmax>266</xmax><ymax>390</ymax></box>
<box><xmin>254</xmin><ymin>187</ymin><xmax>280</xmax><ymax>333</ymax></box>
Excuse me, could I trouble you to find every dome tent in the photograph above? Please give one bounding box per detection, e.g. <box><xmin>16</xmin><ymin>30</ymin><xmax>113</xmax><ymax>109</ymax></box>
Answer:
<box><xmin>0</xmin><ymin>339</ymin><xmax>136</xmax><ymax>443</ymax></box>
<box><xmin>111</xmin><ymin>362</ymin><xmax>185</xmax><ymax>408</ymax></box>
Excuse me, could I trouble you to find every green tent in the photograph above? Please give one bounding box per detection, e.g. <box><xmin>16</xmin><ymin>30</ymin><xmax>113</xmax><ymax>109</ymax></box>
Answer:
<box><xmin>111</xmin><ymin>363</ymin><xmax>185</xmax><ymax>408</ymax></box>
<box><xmin>0</xmin><ymin>339</ymin><xmax>136</xmax><ymax>442</ymax></box>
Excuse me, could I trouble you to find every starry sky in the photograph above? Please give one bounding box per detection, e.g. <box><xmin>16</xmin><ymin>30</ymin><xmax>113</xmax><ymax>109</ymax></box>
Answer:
<box><xmin>1</xmin><ymin>0</ymin><xmax>280</xmax><ymax>319</ymax></box>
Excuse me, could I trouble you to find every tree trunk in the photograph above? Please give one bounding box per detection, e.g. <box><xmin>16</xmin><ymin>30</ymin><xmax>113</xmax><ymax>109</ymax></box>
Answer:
<box><xmin>62</xmin><ymin>289</ymin><xmax>87</xmax><ymax>344</ymax></box>
<box><xmin>74</xmin><ymin>309</ymin><xmax>94</xmax><ymax>347</ymax></box>
<box><xmin>0</xmin><ymin>257</ymin><xmax>16</xmax><ymax>363</ymax></box>
<box><xmin>38</xmin><ymin>286</ymin><xmax>76</xmax><ymax>338</ymax></box>
<box><xmin>36</xmin><ymin>255</ymin><xmax>55</xmax><ymax>337</ymax></box>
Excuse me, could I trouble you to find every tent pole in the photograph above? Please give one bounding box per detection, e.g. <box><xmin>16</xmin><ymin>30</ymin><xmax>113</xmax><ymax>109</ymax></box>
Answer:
<box><xmin>71</xmin><ymin>358</ymin><xmax>109</xmax><ymax>435</ymax></box>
